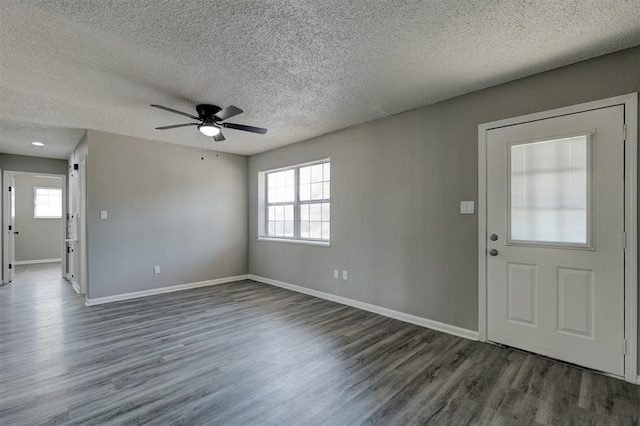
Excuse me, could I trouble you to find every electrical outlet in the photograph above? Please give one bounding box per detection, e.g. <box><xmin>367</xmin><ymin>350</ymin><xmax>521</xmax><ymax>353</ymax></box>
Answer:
<box><xmin>342</xmin><ymin>270</ymin><xmax>348</xmax><ymax>280</ymax></box>
<box><xmin>154</xmin><ymin>265</ymin><xmax>160</xmax><ymax>274</ymax></box>
<box><xmin>333</xmin><ymin>270</ymin><xmax>339</xmax><ymax>279</ymax></box>
<box><xmin>100</xmin><ymin>210</ymin><xmax>108</xmax><ymax>220</ymax></box>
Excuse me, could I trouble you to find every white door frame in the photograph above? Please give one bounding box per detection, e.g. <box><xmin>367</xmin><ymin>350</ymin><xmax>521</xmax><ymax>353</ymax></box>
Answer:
<box><xmin>2</xmin><ymin>170</ymin><xmax>68</xmax><ymax>283</ymax></box>
<box><xmin>78</xmin><ymin>155</ymin><xmax>87</xmax><ymax>296</ymax></box>
<box><xmin>478</xmin><ymin>93</ymin><xmax>638</xmax><ymax>384</ymax></box>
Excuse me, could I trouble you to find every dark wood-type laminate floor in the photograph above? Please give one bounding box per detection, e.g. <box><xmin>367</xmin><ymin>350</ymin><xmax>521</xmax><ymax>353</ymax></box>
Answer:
<box><xmin>1</xmin><ymin>264</ymin><xmax>639</xmax><ymax>425</ymax></box>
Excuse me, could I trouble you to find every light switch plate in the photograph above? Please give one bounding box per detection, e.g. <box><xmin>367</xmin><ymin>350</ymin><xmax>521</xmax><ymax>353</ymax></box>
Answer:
<box><xmin>460</xmin><ymin>201</ymin><xmax>474</xmax><ymax>215</ymax></box>
<box><xmin>100</xmin><ymin>210</ymin><xmax>108</xmax><ymax>220</ymax></box>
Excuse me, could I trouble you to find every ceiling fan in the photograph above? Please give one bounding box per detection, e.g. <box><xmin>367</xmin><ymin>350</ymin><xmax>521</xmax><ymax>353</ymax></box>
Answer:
<box><xmin>150</xmin><ymin>104</ymin><xmax>267</xmax><ymax>141</ymax></box>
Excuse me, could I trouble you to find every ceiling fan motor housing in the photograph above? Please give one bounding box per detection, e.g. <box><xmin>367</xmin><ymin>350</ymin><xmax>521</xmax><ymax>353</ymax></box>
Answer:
<box><xmin>196</xmin><ymin>104</ymin><xmax>222</xmax><ymax>121</ymax></box>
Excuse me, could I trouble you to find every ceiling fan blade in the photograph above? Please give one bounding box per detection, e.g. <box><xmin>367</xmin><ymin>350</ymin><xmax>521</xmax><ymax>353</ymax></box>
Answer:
<box><xmin>150</xmin><ymin>104</ymin><xmax>199</xmax><ymax>120</ymax></box>
<box><xmin>222</xmin><ymin>122</ymin><xmax>268</xmax><ymax>134</ymax></box>
<box><xmin>214</xmin><ymin>105</ymin><xmax>243</xmax><ymax>121</ymax></box>
<box><xmin>213</xmin><ymin>132</ymin><xmax>226</xmax><ymax>142</ymax></box>
<box><xmin>155</xmin><ymin>123</ymin><xmax>199</xmax><ymax>130</ymax></box>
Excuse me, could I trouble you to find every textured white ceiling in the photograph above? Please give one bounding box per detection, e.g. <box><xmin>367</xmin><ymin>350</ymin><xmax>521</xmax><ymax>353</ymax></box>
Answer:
<box><xmin>0</xmin><ymin>120</ymin><xmax>85</xmax><ymax>160</ymax></box>
<box><xmin>1</xmin><ymin>1</ymin><xmax>639</xmax><ymax>157</ymax></box>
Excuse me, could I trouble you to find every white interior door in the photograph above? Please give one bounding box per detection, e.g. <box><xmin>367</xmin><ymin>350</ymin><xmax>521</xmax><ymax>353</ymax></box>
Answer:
<box><xmin>67</xmin><ymin>164</ymin><xmax>77</xmax><ymax>284</ymax></box>
<box><xmin>78</xmin><ymin>156</ymin><xmax>87</xmax><ymax>295</ymax></box>
<box><xmin>7</xmin><ymin>175</ymin><xmax>16</xmax><ymax>283</ymax></box>
<box><xmin>486</xmin><ymin>106</ymin><xmax>625</xmax><ymax>376</ymax></box>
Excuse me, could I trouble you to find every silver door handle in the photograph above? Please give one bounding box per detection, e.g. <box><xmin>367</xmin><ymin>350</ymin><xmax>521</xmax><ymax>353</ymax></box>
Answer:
<box><xmin>489</xmin><ymin>249</ymin><xmax>499</xmax><ymax>256</ymax></box>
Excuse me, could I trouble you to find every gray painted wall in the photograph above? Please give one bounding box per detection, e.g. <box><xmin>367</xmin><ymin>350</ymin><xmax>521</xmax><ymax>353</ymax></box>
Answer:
<box><xmin>0</xmin><ymin>154</ymin><xmax>68</xmax><ymax>175</ymax></box>
<box><xmin>248</xmin><ymin>47</ymin><xmax>640</xmax><ymax>346</ymax></box>
<box><xmin>14</xmin><ymin>175</ymin><xmax>63</xmax><ymax>261</ymax></box>
<box><xmin>70</xmin><ymin>133</ymin><xmax>88</xmax><ymax>164</ymax></box>
<box><xmin>85</xmin><ymin>130</ymin><xmax>248</xmax><ymax>299</ymax></box>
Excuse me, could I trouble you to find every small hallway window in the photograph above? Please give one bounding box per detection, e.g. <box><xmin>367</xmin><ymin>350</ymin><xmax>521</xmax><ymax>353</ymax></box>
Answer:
<box><xmin>34</xmin><ymin>187</ymin><xmax>62</xmax><ymax>218</ymax></box>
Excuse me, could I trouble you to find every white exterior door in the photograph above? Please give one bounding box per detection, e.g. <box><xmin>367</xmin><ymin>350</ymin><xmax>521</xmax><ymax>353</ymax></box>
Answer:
<box><xmin>486</xmin><ymin>105</ymin><xmax>626</xmax><ymax>376</ymax></box>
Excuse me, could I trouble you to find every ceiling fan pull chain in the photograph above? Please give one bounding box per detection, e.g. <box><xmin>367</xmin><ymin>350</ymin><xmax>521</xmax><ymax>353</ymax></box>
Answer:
<box><xmin>201</xmin><ymin>139</ymin><xmax>204</xmax><ymax>160</ymax></box>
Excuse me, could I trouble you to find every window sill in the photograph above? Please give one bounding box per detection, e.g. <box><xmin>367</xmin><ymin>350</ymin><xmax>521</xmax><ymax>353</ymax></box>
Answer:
<box><xmin>257</xmin><ymin>237</ymin><xmax>330</xmax><ymax>247</ymax></box>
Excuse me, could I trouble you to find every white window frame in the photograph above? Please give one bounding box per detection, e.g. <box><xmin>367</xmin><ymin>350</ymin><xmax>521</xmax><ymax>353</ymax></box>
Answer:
<box><xmin>34</xmin><ymin>186</ymin><xmax>63</xmax><ymax>219</ymax></box>
<box><xmin>258</xmin><ymin>158</ymin><xmax>330</xmax><ymax>246</ymax></box>
<box><xmin>506</xmin><ymin>131</ymin><xmax>595</xmax><ymax>250</ymax></box>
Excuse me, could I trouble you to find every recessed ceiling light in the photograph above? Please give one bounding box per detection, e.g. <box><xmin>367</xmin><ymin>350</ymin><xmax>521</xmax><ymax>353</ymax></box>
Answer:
<box><xmin>32</xmin><ymin>141</ymin><xmax>45</xmax><ymax>147</ymax></box>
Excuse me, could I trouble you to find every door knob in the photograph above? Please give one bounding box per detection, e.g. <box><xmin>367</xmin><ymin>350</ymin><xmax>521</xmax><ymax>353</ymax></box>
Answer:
<box><xmin>490</xmin><ymin>234</ymin><xmax>498</xmax><ymax>241</ymax></box>
<box><xmin>13</xmin><ymin>231</ymin><xmax>19</xmax><ymax>235</ymax></box>
<box><xmin>489</xmin><ymin>249</ymin><xmax>499</xmax><ymax>256</ymax></box>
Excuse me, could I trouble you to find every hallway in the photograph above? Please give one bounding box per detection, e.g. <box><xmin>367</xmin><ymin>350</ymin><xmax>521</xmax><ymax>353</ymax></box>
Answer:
<box><xmin>1</xmin><ymin>263</ymin><xmax>73</xmax><ymax>302</ymax></box>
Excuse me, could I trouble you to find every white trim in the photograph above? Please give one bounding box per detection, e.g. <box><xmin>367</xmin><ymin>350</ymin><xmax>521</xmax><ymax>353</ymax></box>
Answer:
<box><xmin>85</xmin><ymin>275</ymin><xmax>249</xmax><ymax>306</ymax></box>
<box><xmin>505</xmin><ymin>130</ymin><xmax>595</xmax><ymax>250</ymax></box>
<box><xmin>478</xmin><ymin>93</ymin><xmax>638</xmax><ymax>384</ymax></box>
<box><xmin>78</xmin><ymin>155</ymin><xmax>88</xmax><ymax>296</ymax></box>
<box><xmin>257</xmin><ymin>156</ymin><xmax>331</xmax><ymax>175</ymax></box>
<box><xmin>479</xmin><ymin>94</ymin><xmax>638</xmax><ymax>130</ymax></box>
<box><xmin>258</xmin><ymin>158</ymin><xmax>331</xmax><ymax>244</ymax></box>
<box><xmin>256</xmin><ymin>237</ymin><xmax>330</xmax><ymax>247</ymax></box>
<box><xmin>2</xmin><ymin>171</ymin><xmax>13</xmax><ymax>284</ymax></box>
<box><xmin>2</xmin><ymin>170</ymin><xmax>67</xmax><ymax>284</ymax></box>
<box><xmin>248</xmin><ymin>274</ymin><xmax>479</xmax><ymax>341</ymax></box>
<box><xmin>623</xmin><ymin>94</ymin><xmax>638</xmax><ymax>384</ymax></box>
<box><xmin>14</xmin><ymin>258</ymin><xmax>62</xmax><ymax>265</ymax></box>
<box><xmin>478</xmin><ymin>122</ymin><xmax>488</xmax><ymax>342</ymax></box>
<box><xmin>66</xmin><ymin>273</ymin><xmax>81</xmax><ymax>294</ymax></box>
<box><xmin>33</xmin><ymin>186</ymin><xmax>63</xmax><ymax>219</ymax></box>
<box><xmin>71</xmin><ymin>279</ymin><xmax>81</xmax><ymax>294</ymax></box>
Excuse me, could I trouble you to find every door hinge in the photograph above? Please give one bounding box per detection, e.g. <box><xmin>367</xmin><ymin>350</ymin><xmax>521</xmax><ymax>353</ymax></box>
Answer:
<box><xmin>622</xmin><ymin>232</ymin><xmax>627</xmax><ymax>249</ymax></box>
<box><xmin>623</xmin><ymin>124</ymin><xmax>627</xmax><ymax>140</ymax></box>
<box><xmin>8</xmin><ymin>264</ymin><xmax>11</xmax><ymax>270</ymax></box>
<box><xmin>7</xmin><ymin>186</ymin><xmax>11</xmax><ymax>192</ymax></box>
<box><xmin>622</xmin><ymin>340</ymin><xmax>628</xmax><ymax>355</ymax></box>
<box><xmin>8</xmin><ymin>225</ymin><xmax>11</xmax><ymax>231</ymax></box>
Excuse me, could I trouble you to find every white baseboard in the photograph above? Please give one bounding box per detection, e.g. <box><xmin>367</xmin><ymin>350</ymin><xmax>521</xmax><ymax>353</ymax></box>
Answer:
<box><xmin>247</xmin><ymin>274</ymin><xmax>479</xmax><ymax>341</ymax></box>
<box><xmin>14</xmin><ymin>258</ymin><xmax>61</xmax><ymax>265</ymax></box>
<box><xmin>85</xmin><ymin>275</ymin><xmax>249</xmax><ymax>306</ymax></box>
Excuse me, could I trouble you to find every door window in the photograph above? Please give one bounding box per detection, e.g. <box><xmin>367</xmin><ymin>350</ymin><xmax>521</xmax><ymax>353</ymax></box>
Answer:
<box><xmin>508</xmin><ymin>133</ymin><xmax>592</xmax><ymax>247</ymax></box>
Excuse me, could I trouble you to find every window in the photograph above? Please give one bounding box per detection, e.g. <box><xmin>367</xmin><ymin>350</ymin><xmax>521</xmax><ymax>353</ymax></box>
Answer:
<box><xmin>34</xmin><ymin>187</ymin><xmax>62</xmax><ymax>219</ymax></box>
<box><xmin>260</xmin><ymin>159</ymin><xmax>330</xmax><ymax>243</ymax></box>
<box><xmin>509</xmin><ymin>134</ymin><xmax>591</xmax><ymax>246</ymax></box>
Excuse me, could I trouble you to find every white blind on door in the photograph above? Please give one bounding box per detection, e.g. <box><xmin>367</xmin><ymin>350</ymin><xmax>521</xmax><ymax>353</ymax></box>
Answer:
<box><xmin>510</xmin><ymin>135</ymin><xmax>589</xmax><ymax>244</ymax></box>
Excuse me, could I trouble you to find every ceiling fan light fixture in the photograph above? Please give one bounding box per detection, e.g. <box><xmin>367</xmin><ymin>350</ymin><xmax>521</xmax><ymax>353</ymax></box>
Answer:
<box><xmin>32</xmin><ymin>141</ymin><xmax>45</xmax><ymax>146</ymax></box>
<box><xmin>198</xmin><ymin>124</ymin><xmax>220</xmax><ymax>137</ymax></box>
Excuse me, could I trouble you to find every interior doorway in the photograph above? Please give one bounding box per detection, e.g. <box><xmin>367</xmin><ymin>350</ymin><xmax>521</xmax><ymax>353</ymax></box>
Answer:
<box><xmin>2</xmin><ymin>171</ymin><xmax>67</xmax><ymax>284</ymax></box>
